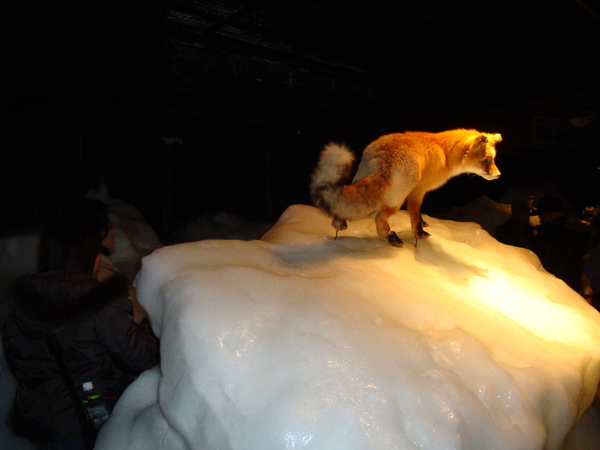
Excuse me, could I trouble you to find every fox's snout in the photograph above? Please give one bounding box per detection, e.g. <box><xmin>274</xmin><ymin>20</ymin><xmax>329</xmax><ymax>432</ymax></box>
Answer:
<box><xmin>485</xmin><ymin>164</ymin><xmax>501</xmax><ymax>180</ymax></box>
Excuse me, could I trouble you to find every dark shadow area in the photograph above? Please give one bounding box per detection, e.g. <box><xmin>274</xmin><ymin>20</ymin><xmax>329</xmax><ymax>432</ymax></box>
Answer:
<box><xmin>2</xmin><ymin>0</ymin><xmax>599</xmax><ymax>238</ymax></box>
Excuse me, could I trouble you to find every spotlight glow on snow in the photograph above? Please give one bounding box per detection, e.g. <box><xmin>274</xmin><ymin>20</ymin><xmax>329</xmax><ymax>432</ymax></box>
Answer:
<box><xmin>96</xmin><ymin>205</ymin><xmax>600</xmax><ymax>449</ymax></box>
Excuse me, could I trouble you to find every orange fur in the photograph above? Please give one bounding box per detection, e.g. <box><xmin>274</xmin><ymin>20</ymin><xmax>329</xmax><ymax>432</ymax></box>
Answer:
<box><xmin>310</xmin><ymin>129</ymin><xmax>502</xmax><ymax>247</ymax></box>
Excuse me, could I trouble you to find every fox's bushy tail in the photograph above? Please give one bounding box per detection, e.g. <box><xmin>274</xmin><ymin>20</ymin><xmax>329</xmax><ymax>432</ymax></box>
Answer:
<box><xmin>310</xmin><ymin>143</ymin><xmax>386</xmax><ymax>222</ymax></box>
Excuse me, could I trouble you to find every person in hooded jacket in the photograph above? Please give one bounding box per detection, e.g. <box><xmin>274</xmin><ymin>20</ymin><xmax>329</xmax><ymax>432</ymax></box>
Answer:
<box><xmin>2</xmin><ymin>202</ymin><xmax>160</xmax><ymax>449</ymax></box>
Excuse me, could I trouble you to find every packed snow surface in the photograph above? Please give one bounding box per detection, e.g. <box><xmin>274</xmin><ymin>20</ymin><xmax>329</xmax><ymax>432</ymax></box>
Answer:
<box><xmin>93</xmin><ymin>204</ymin><xmax>600</xmax><ymax>449</ymax></box>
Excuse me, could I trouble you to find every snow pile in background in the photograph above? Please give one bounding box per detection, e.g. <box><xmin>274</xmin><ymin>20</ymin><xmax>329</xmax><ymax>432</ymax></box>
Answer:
<box><xmin>97</xmin><ymin>204</ymin><xmax>600</xmax><ymax>449</ymax></box>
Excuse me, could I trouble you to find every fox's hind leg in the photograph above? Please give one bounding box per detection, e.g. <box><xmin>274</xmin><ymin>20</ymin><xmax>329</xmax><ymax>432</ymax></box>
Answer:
<box><xmin>407</xmin><ymin>190</ymin><xmax>430</xmax><ymax>240</ymax></box>
<box><xmin>375</xmin><ymin>206</ymin><xmax>403</xmax><ymax>247</ymax></box>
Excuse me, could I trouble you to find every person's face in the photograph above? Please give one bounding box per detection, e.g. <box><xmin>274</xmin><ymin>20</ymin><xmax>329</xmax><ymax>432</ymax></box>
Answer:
<box><xmin>102</xmin><ymin>220</ymin><xmax>116</xmax><ymax>253</ymax></box>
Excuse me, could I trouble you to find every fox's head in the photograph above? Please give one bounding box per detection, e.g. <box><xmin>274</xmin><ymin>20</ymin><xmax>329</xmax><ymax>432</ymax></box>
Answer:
<box><xmin>465</xmin><ymin>133</ymin><xmax>502</xmax><ymax>180</ymax></box>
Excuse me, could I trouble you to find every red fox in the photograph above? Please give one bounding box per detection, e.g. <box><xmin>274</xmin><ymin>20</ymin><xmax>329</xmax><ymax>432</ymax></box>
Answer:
<box><xmin>310</xmin><ymin>129</ymin><xmax>502</xmax><ymax>247</ymax></box>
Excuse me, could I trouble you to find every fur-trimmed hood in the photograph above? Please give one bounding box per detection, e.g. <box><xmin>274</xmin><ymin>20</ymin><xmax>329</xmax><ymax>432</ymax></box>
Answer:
<box><xmin>11</xmin><ymin>271</ymin><xmax>129</xmax><ymax>337</ymax></box>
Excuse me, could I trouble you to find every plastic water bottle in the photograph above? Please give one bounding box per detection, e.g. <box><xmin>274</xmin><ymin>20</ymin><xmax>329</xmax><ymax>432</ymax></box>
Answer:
<box><xmin>82</xmin><ymin>381</ymin><xmax>112</xmax><ymax>430</ymax></box>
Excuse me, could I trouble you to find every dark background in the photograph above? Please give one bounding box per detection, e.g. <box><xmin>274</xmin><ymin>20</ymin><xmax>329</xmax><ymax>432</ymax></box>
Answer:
<box><xmin>2</xmin><ymin>0</ymin><xmax>599</xmax><ymax>239</ymax></box>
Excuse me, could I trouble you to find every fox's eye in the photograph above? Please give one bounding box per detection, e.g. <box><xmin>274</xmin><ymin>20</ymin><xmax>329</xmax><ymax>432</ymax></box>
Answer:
<box><xmin>483</xmin><ymin>157</ymin><xmax>492</xmax><ymax>165</ymax></box>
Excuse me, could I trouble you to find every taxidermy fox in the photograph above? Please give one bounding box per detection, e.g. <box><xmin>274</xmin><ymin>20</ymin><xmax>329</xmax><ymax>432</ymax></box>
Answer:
<box><xmin>310</xmin><ymin>129</ymin><xmax>502</xmax><ymax>247</ymax></box>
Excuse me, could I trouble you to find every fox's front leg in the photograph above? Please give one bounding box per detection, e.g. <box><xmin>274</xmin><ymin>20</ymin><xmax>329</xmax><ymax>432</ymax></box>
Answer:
<box><xmin>407</xmin><ymin>191</ymin><xmax>430</xmax><ymax>240</ymax></box>
<box><xmin>375</xmin><ymin>207</ymin><xmax>403</xmax><ymax>247</ymax></box>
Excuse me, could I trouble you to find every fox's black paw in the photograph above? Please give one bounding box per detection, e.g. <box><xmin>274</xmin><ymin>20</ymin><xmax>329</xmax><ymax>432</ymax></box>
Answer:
<box><xmin>387</xmin><ymin>231</ymin><xmax>403</xmax><ymax>247</ymax></box>
<box><xmin>414</xmin><ymin>230</ymin><xmax>430</xmax><ymax>240</ymax></box>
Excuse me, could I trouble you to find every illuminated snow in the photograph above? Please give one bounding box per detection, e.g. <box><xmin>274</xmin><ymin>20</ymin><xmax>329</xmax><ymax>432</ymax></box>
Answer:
<box><xmin>91</xmin><ymin>204</ymin><xmax>600</xmax><ymax>449</ymax></box>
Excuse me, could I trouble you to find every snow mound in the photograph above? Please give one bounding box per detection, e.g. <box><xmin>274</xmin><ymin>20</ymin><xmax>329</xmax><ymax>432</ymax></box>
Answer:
<box><xmin>97</xmin><ymin>205</ymin><xmax>600</xmax><ymax>449</ymax></box>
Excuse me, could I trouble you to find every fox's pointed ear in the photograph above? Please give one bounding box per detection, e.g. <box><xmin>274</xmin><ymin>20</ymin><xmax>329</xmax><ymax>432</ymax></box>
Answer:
<box><xmin>472</xmin><ymin>135</ymin><xmax>488</xmax><ymax>155</ymax></box>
